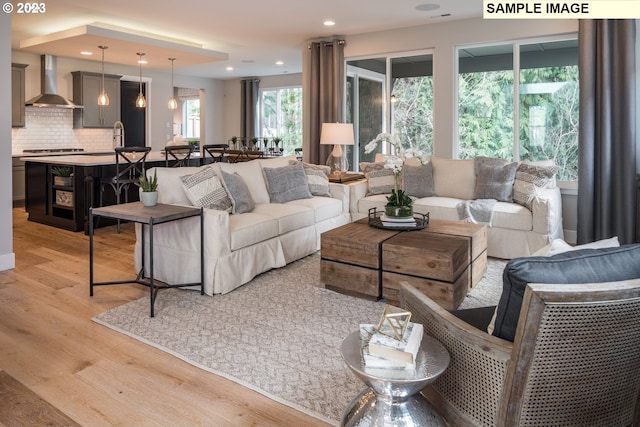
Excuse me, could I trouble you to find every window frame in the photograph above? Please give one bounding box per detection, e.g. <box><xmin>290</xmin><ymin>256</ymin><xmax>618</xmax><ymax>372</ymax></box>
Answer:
<box><xmin>258</xmin><ymin>85</ymin><xmax>303</xmax><ymax>155</ymax></box>
<box><xmin>455</xmin><ymin>34</ymin><xmax>579</xmax><ymax>184</ymax></box>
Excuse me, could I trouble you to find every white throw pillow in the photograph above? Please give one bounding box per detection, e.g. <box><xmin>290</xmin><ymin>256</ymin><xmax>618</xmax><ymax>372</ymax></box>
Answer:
<box><xmin>546</xmin><ymin>236</ymin><xmax>620</xmax><ymax>256</ymax></box>
<box><xmin>180</xmin><ymin>167</ymin><xmax>232</xmax><ymax>212</ymax></box>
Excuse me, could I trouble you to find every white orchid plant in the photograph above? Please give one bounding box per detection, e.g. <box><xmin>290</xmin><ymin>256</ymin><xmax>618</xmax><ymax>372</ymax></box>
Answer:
<box><xmin>364</xmin><ymin>133</ymin><xmax>428</xmax><ymax>209</ymax></box>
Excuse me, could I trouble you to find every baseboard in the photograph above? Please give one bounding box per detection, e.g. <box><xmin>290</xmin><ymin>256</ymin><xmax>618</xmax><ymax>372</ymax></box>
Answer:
<box><xmin>0</xmin><ymin>252</ymin><xmax>16</xmax><ymax>271</ymax></box>
<box><xmin>563</xmin><ymin>229</ymin><xmax>577</xmax><ymax>245</ymax></box>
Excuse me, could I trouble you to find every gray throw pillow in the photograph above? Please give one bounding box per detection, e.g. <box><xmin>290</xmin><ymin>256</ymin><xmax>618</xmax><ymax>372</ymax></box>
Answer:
<box><xmin>289</xmin><ymin>160</ymin><xmax>332</xmax><ymax>197</ymax></box>
<box><xmin>473</xmin><ymin>157</ymin><xmax>517</xmax><ymax>202</ymax></box>
<box><xmin>263</xmin><ymin>162</ymin><xmax>313</xmax><ymax>203</ymax></box>
<box><xmin>180</xmin><ymin>167</ymin><xmax>232</xmax><ymax>212</ymax></box>
<box><xmin>402</xmin><ymin>162</ymin><xmax>435</xmax><ymax>198</ymax></box>
<box><xmin>220</xmin><ymin>170</ymin><xmax>255</xmax><ymax>214</ymax></box>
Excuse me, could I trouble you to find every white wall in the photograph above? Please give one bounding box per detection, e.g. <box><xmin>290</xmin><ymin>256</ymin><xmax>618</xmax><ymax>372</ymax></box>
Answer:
<box><xmin>1</xmin><ymin>12</ymin><xmax>15</xmax><ymax>271</ymax></box>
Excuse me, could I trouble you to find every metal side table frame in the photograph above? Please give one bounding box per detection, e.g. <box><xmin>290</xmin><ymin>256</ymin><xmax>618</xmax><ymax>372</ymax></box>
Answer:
<box><xmin>340</xmin><ymin>331</ymin><xmax>450</xmax><ymax>426</ymax></box>
<box><xmin>89</xmin><ymin>202</ymin><xmax>204</xmax><ymax>317</ymax></box>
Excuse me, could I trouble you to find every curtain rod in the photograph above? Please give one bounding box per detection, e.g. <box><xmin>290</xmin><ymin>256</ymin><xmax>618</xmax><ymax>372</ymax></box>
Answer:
<box><xmin>307</xmin><ymin>40</ymin><xmax>346</xmax><ymax>49</ymax></box>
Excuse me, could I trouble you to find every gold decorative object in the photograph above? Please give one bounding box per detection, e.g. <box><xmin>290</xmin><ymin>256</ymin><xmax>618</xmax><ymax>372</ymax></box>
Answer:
<box><xmin>376</xmin><ymin>304</ymin><xmax>412</xmax><ymax>341</ymax></box>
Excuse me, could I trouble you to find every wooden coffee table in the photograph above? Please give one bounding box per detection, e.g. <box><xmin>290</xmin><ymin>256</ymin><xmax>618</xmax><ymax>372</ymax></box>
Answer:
<box><xmin>320</xmin><ymin>219</ymin><xmax>487</xmax><ymax>309</ymax></box>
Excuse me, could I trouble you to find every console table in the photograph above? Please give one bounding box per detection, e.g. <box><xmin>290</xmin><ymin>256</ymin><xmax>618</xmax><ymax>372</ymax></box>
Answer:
<box><xmin>340</xmin><ymin>331</ymin><xmax>449</xmax><ymax>426</ymax></box>
<box><xmin>89</xmin><ymin>202</ymin><xmax>204</xmax><ymax>317</ymax></box>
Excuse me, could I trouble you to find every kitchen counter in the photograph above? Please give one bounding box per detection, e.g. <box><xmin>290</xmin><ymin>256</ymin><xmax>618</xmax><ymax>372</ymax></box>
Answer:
<box><xmin>20</xmin><ymin>151</ymin><xmax>188</xmax><ymax>165</ymax></box>
<box><xmin>23</xmin><ymin>151</ymin><xmax>201</xmax><ymax>232</ymax></box>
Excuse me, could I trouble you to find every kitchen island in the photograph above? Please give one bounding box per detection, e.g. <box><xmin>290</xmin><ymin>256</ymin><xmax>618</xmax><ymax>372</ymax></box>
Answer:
<box><xmin>23</xmin><ymin>151</ymin><xmax>197</xmax><ymax>233</ymax></box>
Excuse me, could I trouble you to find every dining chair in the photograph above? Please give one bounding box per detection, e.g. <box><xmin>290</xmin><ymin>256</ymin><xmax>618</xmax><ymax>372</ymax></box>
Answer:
<box><xmin>164</xmin><ymin>144</ymin><xmax>195</xmax><ymax>167</ymax></box>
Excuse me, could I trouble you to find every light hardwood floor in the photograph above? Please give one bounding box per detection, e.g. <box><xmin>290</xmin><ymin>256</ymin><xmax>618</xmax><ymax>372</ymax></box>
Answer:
<box><xmin>1</xmin><ymin>208</ymin><xmax>330</xmax><ymax>426</ymax></box>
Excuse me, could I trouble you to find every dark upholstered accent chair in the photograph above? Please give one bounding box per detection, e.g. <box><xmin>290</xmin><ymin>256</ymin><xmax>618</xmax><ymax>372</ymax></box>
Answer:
<box><xmin>400</xmin><ymin>245</ymin><xmax>640</xmax><ymax>427</ymax></box>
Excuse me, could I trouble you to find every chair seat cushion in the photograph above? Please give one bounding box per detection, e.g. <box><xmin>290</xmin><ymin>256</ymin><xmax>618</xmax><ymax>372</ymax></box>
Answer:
<box><xmin>493</xmin><ymin>244</ymin><xmax>640</xmax><ymax>341</ymax></box>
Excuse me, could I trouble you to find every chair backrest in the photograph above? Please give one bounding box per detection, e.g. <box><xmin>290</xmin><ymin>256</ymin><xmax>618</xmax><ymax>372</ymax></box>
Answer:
<box><xmin>114</xmin><ymin>146</ymin><xmax>151</xmax><ymax>183</ymax></box>
<box><xmin>202</xmin><ymin>144</ymin><xmax>228</xmax><ymax>163</ymax></box>
<box><xmin>165</xmin><ymin>144</ymin><xmax>195</xmax><ymax>167</ymax></box>
<box><xmin>501</xmin><ymin>279</ymin><xmax>640</xmax><ymax>426</ymax></box>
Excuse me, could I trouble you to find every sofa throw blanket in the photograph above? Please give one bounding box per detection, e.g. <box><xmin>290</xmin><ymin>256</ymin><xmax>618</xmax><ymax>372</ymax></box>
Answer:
<box><xmin>457</xmin><ymin>199</ymin><xmax>497</xmax><ymax>225</ymax></box>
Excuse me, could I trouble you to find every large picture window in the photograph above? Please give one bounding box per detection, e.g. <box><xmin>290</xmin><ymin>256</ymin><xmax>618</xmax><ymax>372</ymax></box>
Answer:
<box><xmin>457</xmin><ymin>38</ymin><xmax>579</xmax><ymax>181</ymax></box>
<box><xmin>260</xmin><ymin>86</ymin><xmax>302</xmax><ymax>156</ymax></box>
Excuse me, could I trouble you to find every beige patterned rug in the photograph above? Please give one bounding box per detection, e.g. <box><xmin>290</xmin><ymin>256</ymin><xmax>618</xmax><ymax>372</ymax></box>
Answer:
<box><xmin>93</xmin><ymin>253</ymin><xmax>506</xmax><ymax>425</ymax></box>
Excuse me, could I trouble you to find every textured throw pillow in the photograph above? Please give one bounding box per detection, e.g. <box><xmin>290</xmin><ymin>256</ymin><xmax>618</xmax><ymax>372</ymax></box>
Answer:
<box><xmin>473</xmin><ymin>157</ymin><xmax>518</xmax><ymax>202</ymax></box>
<box><xmin>289</xmin><ymin>160</ymin><xmax>332</xmax><ymax>197</ymax></box>
<box><xmin>360</xmin><ymin>162</ymin><xmax>395</xmax><ymax>196</ymax></box>
<box><xmin>512</xmin><ymin>163</ymin><xmax>559</xmax><ymax>210</ymax></box>
<box><xmin>263</xmin><ymin>162</ymin><xmax>313</xmax><ymax>203</ymax></box>
<box><xmin>220</xmin><ymin>170</ymin><xmax>255</xmax><ymax>214</ymax></box>
<box><xmin>180</xmin><ymin>167</ymin><xmax>232</xmax><ymax>212</ymax></box>
<box><xmin>402</xmin><ymin>162</ymin><xmax>435</xmax><ymax>198</ymax></box>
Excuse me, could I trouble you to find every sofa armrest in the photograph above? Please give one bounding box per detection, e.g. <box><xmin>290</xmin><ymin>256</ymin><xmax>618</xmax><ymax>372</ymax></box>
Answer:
<box><xmin>329</xmin><ymin>182</ymin><xmax>350</xmax><ymax>214</ymax></box>
<box><xmin>348</xmin><ymin>180</ymin><xmax>369</xmax><ymax>217</ymax></box>
<box><xmin>399</xmin><ymin>282</ymin><xmax>512</xmax><ymax>426</ymax></box>
<box><xmin>531</xmin><ymin>186</ymin><xmax>563</xmax><ymax>237</ymax></box>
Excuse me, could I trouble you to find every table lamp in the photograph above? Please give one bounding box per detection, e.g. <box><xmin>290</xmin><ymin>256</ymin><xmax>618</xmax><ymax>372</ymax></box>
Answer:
<box><xmin>320</xmin><ymin>123</ymin><xmax>354</xmax><ymax>177</ymax></box>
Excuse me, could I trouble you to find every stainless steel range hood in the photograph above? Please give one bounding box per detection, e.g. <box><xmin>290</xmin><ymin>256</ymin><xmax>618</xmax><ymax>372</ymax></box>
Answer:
<box><xmin>25</xmin><ymin>55</ymin><xmax>83</xmax><ymax>109</ymax></box>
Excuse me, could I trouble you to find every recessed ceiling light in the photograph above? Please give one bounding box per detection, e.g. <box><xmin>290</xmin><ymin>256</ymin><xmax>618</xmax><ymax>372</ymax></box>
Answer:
<box><xmin>324</xmin><ymin>19</ymin><xmax>335</xmax><ymax>26</ymax></box>
<box><xmin>226</xmin><ymin>66</ymin><xmax>234</xmax><ymax>71</ymax></box>
<box><xmin>275</xmin><ymin>60</ymin><xmax>284</xmax><ymax>66</ymax></box>
<box><xmin>80</xmin><ymin>51</ymin><xmax>93</xmax><ymax>55</ymax></box>
<box><xmin>416</xmin><ymin>3</ymin><xmax>440</xmax><ymax>11</ymax></box>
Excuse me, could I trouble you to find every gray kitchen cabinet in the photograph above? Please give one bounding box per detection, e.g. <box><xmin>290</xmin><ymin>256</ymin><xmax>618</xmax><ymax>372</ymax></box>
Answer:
<box><xmin>12</xmin><ymin>63</ymin><xmax>27</xmax><ymax>127</ymax></box>
<box><xmin>72</xmin><ymin>71</ymin><xmax>121</xmax><ymax>128</ymax></box>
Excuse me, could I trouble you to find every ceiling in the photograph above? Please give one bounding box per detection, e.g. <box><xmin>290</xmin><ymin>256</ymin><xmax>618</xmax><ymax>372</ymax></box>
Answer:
<box><xmin>11</xmin><ymin>0</ymin><xmax>483</xmax><ymax>79</ymax></box>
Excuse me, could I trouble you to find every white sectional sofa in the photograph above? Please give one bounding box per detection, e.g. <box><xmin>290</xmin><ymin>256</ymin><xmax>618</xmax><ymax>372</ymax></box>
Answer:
<box><xmin>350</xmin><ymin>156</ymin><xmax>564</xmax><ymax>259</ymax></box>
<box><xmin>133</xmin><ymin>155</ymin><xmax>351</xmax><ymax>295</ymax></box>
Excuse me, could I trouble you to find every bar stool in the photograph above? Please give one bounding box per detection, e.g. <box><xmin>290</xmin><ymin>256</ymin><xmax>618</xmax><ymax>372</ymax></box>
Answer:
<box><xmin>164</xmin><ymin>144</ymin><xmax>195</xmax><ymax>167</ymax></box>
<box><xmin>201</xmin><ymin>144</ymin><xmax>228</xmax><ymax>165</ymax></box>
<box><xmin>99</xmin><ymin>146</ymin><xmax>151</xmax><ymax>232</ymax></box>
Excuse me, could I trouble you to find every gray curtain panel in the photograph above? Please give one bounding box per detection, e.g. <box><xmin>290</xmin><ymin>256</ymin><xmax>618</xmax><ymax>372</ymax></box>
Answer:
<box><xmin>305</xmin><ymin>40</ymin><xmax>345</xmax><ymax>165</ymax></box>
<box><xmin>577</xmin><ymin>20</ymin><xmax>638</xmax><ymax>244</ymax></box>
<box><xmin>241</xmin><ymin>78</ymin><xmax>260</xmax><ymax>139</ymax></box>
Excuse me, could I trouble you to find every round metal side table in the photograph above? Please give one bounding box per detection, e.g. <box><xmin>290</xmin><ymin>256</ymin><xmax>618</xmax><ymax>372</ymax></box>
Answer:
<box><xmin>340</xmin><ymin>331</ymin><xmax>450</xmax><ymax>427</ymax></box>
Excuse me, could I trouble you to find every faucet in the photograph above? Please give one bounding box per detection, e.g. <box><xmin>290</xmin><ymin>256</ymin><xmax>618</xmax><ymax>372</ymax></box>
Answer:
<box><xmin>113</xmin><ymin>121</ymin><xmax>125</xmax><ymax>148</ymax></box>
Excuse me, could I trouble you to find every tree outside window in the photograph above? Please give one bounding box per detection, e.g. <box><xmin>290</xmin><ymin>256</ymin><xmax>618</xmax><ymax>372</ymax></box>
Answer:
<box><xmin>458</xmin><ymin>38</ymin><xmax>579</xmax><ymax>181</ymax></box>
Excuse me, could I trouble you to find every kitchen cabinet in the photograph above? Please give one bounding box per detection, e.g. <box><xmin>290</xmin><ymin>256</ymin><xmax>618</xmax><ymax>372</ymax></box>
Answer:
<box><xmin>12</xmin><ymin>157</ymin><xmax>26</xmax><ymax>205</ymax></box>
<box><xmin>12</xmin><ymin>63</ymin><xmax>27</xmax><ymax>127</ymax></box>
<box><xmin>72</xmin><ymin>71</ymin><xmax>121</xmax><ymax>128</ymax></box>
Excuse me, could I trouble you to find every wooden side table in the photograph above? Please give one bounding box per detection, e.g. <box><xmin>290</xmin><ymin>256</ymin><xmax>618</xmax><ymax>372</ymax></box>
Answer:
<box><xmin>89</xmin><ymin>202</ymin><xmax>204</xmax><ymax>317</ymax></box>
<box><xmin>340</xmin><ymin>331</ymin><xmax>449</xmax><ymax>426</ymax></box>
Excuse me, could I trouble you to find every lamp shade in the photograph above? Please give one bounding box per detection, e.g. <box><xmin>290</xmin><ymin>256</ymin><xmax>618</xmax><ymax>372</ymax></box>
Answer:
<box><xmin>320</xmin><ymin>123</ymin><xmax>354</xmax><ymax>146</ymax></box>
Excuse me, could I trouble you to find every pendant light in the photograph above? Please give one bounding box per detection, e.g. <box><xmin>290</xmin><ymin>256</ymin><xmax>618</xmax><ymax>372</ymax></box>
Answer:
<box><xmin>136</xmin><ymin>52</ymin><xmax>147</xmax><ymax>108</ymax></box>
<box><xmin>97</xmin><ymin>45</ymin><xmax>109</xmax><ymax>106</ymax></box>
<box><xmin>168</xmin><ymin>58</ymin><xmax>178</xmax><ymax>110</ymax></box>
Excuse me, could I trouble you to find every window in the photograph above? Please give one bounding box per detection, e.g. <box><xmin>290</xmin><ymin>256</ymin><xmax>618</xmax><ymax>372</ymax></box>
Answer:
<box><xmin>346</xmin><ymin>52</ymin><xmax>433</xmax><ymax>170</ymax></box>
<box><xmin>259</xmin><ymin>86</ymin><xmax>302</xmax><ymax>156</ymax></box>
<box><xmin>457</xmin><ymin>38</ymin><xmax>579</xmax><ymax>181</ymax></box>
<box><xmin>182</xmin><ymin>98</ymin><xmax>200</xmax><ymax>139</ymax></box>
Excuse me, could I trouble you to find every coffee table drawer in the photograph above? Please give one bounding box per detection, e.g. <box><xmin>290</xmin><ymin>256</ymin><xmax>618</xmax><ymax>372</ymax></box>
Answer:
<box><xmin>383</xmin><ymin>270</ymin><xmax>469</xmax><ymax>310</ymax></box>
<box><xmin>382</xmin><ymin>233</ymin><xmax>469</xmax><ymax>282</ymax></box>
<box><xmin>321</xmin><ymin>259</ymin><xmax>380</xmax><ymax>299</ymax></box>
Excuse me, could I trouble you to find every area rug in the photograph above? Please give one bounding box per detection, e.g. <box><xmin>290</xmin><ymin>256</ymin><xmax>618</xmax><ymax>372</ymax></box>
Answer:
<box><xmin>93</xmin><ymin>253</ymin><xmax>506</xmax><ymax>425</ymax></box>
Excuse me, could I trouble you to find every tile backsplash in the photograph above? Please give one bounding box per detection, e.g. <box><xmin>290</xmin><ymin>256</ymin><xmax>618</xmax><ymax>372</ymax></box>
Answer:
<box><xmin>12</xmin><ymin>107</ymin><xmax>113</xmax><ymax>154</ymax></box>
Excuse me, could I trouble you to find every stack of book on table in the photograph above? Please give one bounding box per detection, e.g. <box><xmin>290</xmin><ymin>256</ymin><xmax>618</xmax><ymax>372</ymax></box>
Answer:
<box><xmin>381</xmin><ymin>214</ymin><xmax>417</xmax><ymax>228</ymax></box>
<box><xmin>359</xmin><ymin>322</ymin><xmax>424</xmax><ymax>369</ymax></box>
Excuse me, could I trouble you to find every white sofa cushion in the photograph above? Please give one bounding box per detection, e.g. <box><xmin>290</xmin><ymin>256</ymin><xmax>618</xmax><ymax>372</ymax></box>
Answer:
<box><xmin>229</xmin><ymin>212</ymin><xmax>279</xmax><ymax>251</ymax></box>
<box><xmin>288</xmin><ymin>196</ymin><xmax>344</xmax><ymax>223</ymax></box>
<box><xmin>431</xmin><ymin>157</ymin><xmax>475</xmax><ymax>200</ymax></box>
<box><xmin>253</xmin><ymin>203</ymin><xmax>315</xmax><ymax>235</ymax></box>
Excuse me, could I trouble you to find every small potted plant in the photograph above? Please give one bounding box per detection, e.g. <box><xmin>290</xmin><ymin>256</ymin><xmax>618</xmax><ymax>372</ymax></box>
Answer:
<box><xmin>230</xmin><ymin>136</ymin><xmax>238</xmax><ymax>149</ymax></box>
<box><xmin>272</xmin><ymin>137</ymin><xmax>282</xmax><ymax>155</ymax></box>
<box><xmin>136</xmin><ymin>170</ymin><xmax>158</xmax><ymax>207</ymax></box>
<box><xmin>52</xmin><ymin>166</ymin><xmax>73</xmax><ymax>187</ymax></box>
<box><xmin>250</xmin><ymin>137</ymin><xmax>259</xmax><ymax>150</ymax></box>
